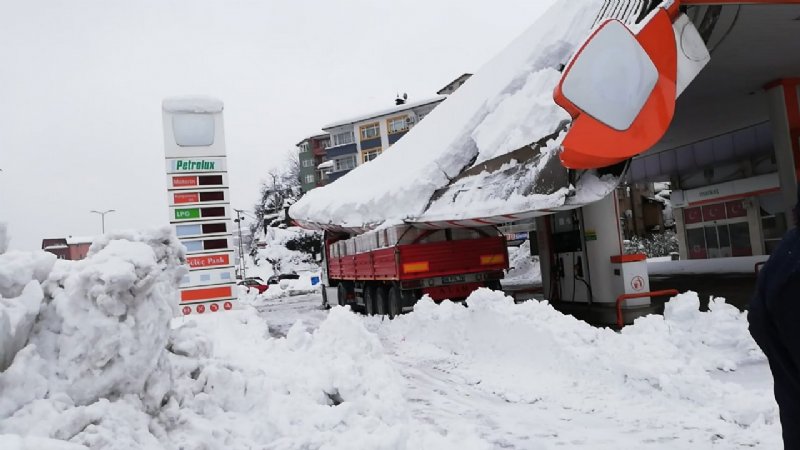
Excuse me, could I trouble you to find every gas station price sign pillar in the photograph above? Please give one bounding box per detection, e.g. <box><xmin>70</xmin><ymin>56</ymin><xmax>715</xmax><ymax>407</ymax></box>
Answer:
<box><xmin>162</xmin><ymin>97</ymin><xmax>237</xmax><ymax>315</ymax></box>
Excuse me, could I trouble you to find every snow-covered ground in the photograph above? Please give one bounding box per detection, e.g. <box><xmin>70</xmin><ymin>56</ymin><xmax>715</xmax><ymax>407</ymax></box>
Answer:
<box><xmin>0</xmin><ymin>228</ymin><xmax>782</xmax><ymax>449</ymax></box>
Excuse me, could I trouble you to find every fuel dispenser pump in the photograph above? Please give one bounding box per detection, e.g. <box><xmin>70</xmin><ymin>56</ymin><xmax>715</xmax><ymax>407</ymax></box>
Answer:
<box><xmin>536</xmin><ymin>191</ymin><xmax>658</xmax><ymax>325</ymax></box>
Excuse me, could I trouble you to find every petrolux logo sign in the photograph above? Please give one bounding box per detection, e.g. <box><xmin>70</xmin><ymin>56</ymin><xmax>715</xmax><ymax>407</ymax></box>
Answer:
<box><xmin>166</xmin><ymin>158</ymin><xmax>225</xmax><ymax>173</ymax></box>
<box><xmin>175</xmin><ymin>159</ymin><xmax>215</xmax><ymax>171</ymax></box>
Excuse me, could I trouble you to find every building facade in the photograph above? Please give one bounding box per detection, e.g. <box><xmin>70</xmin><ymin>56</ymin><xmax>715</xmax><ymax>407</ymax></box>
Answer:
<box><xmin>296</xmin><ymin>75</ymin><xmax>475</xmax><ymax>192</ymax></box>
<box><xmin>42</xmin><ymin>236</ymin><xmax>93</xmax><ymax>260</ymax></box>
<box><xmin>616</xmin><ymin>182</ymin><xmax>669</xmax><ymax>239</ymax></box>
<box><xmin>297</xmin><ymin>134</ymin><xmax>330</xmax><ymax>193</ymax></box>
<box><xmin>321</xmin><ymin>97</ymin><xmax>445</xmax><ymax>183</ymax></box>
<box><xmin>629</xmin><ymin>121</ymin><xmax>785</xmax><ymax>260</ymax></box>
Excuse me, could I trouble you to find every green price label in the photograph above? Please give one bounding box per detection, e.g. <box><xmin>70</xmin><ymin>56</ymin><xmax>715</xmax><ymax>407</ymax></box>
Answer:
<box><xmin>175</xmin><ymin>208</ymin><xmax>200</xmax><ymax>220</ymax></box>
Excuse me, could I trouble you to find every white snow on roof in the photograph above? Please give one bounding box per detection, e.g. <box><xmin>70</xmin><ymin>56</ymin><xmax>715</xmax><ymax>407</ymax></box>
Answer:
<box><xmin>291</xmin><ymin>0</ymin><xmax>604</xmax><ymax>229</ymax></box>
<box><xmin>66</xmin><ymin>236</ymin><xmax>94</xmax><ymax>245</ymax></box>
<box><xmin>162</xmin><ymin>96</ymin><xmax>224</xmax><ymax>113</ymax></box>
<box><xmin>317</xmin><ymin>160</ymin><xmax>334</xmax><ymax>170</ymax></box>
<box><xmin>322</xmin><ymin>97</ymin><xmax>446</xmax><ymax>130</ymax></box>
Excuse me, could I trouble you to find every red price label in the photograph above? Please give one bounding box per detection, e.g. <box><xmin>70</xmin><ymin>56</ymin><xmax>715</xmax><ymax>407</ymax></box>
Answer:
<box><xmin>172</xmin><ymin>176</ymin><xmax>197</xmax><ymax>187</ymax></box>
<box><xmin>174</xmin><ymin>192</ymin><xmax>200</xmax><ymax>204</ymax></box>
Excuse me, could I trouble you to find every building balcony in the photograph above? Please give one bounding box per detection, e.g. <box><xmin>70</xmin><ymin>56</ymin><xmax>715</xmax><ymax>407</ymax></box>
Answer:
<box><xmin>327</xmin><ymin>169</ymin><xmax>352</xmax><ymax>182</ymax></box>
<box><xmin>360</xmin><ymin>137</ymin><xmax>382</xmax><ymax>150</ymax></box>
<box><xmin>388</xmin><ymin>131</ymin><xmax>407</xmax><ymax>145</ymax></box>
<box><xmin>326</xmin><ymin>143</ymin><xmax>357</xmax><ymax>158</ymax></box>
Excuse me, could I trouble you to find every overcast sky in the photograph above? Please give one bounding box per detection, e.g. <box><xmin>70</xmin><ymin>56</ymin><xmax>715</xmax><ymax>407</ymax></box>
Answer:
<box><xmin>0</xmin><ymin>0</ymin><xmax>556</xmax><ymax>250</ymax></box>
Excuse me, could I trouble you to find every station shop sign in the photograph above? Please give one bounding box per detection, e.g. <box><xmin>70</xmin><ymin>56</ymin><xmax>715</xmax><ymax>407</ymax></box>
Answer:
<box><xmin>179</xmin><ymin>267</ymin><xmax>236</xmax><ymax>288</ymax></box>
<box><xmin>167</xmin><ymin>173</ymin><xmax>229</xmax><ymax>190</ymax></box>
<box><xmin>168</xmin><ymin>188</ymin><xmax>230</xmax><ymax>206</ymax></box>
<box><xmin>169</xmin><ymin>204</ymin><xmax>232</xmax><ymax>222</ymax></box>
<box><xmin>672</xmin><ymin>173</ymin><xmax>780</xmax><ymax>207</ymax></box>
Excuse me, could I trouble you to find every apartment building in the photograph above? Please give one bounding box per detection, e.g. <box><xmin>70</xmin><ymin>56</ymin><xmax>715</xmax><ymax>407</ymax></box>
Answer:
<box><xmin>322</xmin><ymin>96</ymin><xmax>445</xmax><ymax>183</ymax></box>
<box><xmin>298</xmin><ymin>74</ymin><xmax>473</xmax><ymax>190</ymax></box>
<box><xmin>297</xmin><ymin>134</ymin><xmax>330</xmax><ymax>193</ymax></box>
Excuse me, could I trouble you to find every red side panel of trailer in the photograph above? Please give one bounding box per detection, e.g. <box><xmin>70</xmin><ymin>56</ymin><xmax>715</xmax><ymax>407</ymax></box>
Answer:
<box><xmin>396</xmin><ymin>236</ymin><xmax>508</xmax><ymax>280</ymax></box>
<box><xmin>328</xmin><ymin>236</ymin><xmax>508</xmax><ymax>282</ymax></box>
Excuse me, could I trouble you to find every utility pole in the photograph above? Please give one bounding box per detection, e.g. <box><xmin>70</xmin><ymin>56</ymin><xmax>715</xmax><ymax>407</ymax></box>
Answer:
<box><xmin>90</xmin><ymin>209</ymin><xmax>115</xmax><ymax>234</ymax></box>
<box><xmin>233</xmin><ymin>209</ymin><xmax>247</xmax><ymax>280</ymax></box>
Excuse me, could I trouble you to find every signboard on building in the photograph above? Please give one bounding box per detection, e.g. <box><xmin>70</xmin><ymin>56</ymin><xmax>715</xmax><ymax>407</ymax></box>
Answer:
<box><xmin>163</xmin><ymin>96</ymin><xmax>237</xmax><ymax>315</ymax></box>
<box><xmin>672</xmin><ymin>173</ymin><xmax>780</xmax><ymax>207</ymax></box>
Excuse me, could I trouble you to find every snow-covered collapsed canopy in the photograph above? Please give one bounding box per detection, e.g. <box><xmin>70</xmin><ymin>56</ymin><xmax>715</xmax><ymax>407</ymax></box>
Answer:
<box><xmin>290</xmin><ymin>0</ymin><xmax>609</xmax><ymax>230</ymax></box>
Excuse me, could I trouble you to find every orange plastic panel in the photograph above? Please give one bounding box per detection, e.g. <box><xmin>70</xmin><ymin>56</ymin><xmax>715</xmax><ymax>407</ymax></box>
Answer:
<box><xmin>555</xmin><ymin>9</ymin><xmax>678</xmax><ymax>169</ymax></box>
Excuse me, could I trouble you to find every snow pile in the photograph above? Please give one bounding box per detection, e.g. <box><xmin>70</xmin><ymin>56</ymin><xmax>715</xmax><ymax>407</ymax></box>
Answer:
<box><xmin>159</xmin><ymin>308</ymin><xmax>490</xmax><ymax>449</ymax></box>
<box><xmin>381</xmin><ymin>290</ymin><xmax>779</xmax><ymax>448</ymax></box>
<box><xmin>0</xmin><ymin>223</ymin><xmax>8</xmax><ymax>254</ymax></box>
<box><xmin>0</xmin><ymin>251</ymin><xmax>56</xmax><ymax>371</ymax></box>
<box><xmin>503</xmin><ymin>240</ymin><xmax>541</xmax><ymax>286</ymax></box>
<box><xmin>0</xmin><ymin>227</ymin><xmax>187</xmax><ymax>448</ymax></box>
<box><xmin>249</xmin><ymin>227</ymin><xmax>320</xmax><ymax>281</ymax></box>
<box><xmin>291</xmin><ymin>0</ymin><xmax>605</xmax><ymax>228</ymax></box>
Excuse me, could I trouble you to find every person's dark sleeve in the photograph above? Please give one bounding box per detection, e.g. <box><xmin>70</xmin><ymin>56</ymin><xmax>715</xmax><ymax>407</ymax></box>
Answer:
<box><xmin>771</xmin><ymin>273</ymin><xmax>800</xmax><ymax>375</ymax></box>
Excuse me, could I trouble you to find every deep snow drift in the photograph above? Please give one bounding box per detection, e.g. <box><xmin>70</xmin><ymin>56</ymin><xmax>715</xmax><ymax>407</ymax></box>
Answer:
<box><xmin>0</xmin><ymin>223</ymin><xmax>781</xmax><ymax>448</ymax></box>
<box><xmin>0</xmin><ymin>228</ymin><xmax>186</xmax><ymax>449</ymax></box>
<box><xmin>290</xmin><ymin>0</ymin><xmax>607</xmax><ymax>229</ymax></box>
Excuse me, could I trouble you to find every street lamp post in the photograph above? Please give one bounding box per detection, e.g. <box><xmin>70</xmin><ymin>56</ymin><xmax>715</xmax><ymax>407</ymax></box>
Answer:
<box><xmin>234</xmin><ymin>209</ymin><xmax>247</xmax><ymax>280</ymax></box>
<box><xmin>90</xmin><ymin>209</ymin><xmax>115</xmax><ymax>234</ymax></box>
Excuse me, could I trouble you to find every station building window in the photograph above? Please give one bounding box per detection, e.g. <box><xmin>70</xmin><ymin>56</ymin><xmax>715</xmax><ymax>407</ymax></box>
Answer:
<box><xmin>683</xmin><ymin>199</ymin><xmax>751</xmax><ymax>259</ymax></box>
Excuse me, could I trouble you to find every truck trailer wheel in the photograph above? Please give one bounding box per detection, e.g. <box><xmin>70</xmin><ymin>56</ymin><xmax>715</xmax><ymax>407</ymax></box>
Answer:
<box><xmin>337</xmin><ymin>283</ymin><xmax>351</xmax><ymax>308</ymax></box>
<box><xmin>375</xmin><ymin>285</ymin><xmax>388</xmax><ymax>316</ymax></box>
<box><xmin>364</xmin><ymin>284</ymin><xmax>377</xmax><ymax>316</ymax></box>
<box><xmin>388</xmin><ymin>286</ymin><xmax>403</xmax><ymax>319</ymax></box>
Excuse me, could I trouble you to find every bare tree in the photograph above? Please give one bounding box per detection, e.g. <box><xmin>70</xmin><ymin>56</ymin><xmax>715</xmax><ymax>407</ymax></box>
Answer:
<box><xmin>251</xmin><ymin>150</ymin><xmax>304</xmax><ymax>236</ymax></box>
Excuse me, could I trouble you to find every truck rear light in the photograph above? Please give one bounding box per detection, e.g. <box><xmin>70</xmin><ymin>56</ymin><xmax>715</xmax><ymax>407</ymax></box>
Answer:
<box><xmin>403</xmin><ymin>261</ymin><xmax>430</xmax><ymax>273</ymax></box>
<box><xmin>480</xmin><ymin>254</ymin><xmax>505</xmax><ymax>265</ymax></box>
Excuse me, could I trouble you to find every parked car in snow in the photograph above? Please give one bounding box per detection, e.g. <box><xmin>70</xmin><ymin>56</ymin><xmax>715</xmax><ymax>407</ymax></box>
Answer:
<box><xmin>267</xmin><ymin>273</ymin><xmax>300</xmax><ymax>285</ymax></box>
<box><xmin>238</xmin><ymin>277</ymin><xmax>269</xmax><ymax>294</ymax></box>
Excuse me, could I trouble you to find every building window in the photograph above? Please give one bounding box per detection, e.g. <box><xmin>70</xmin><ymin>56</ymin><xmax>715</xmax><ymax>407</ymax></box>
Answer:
<box><xmin>332</xmin><ymin>131</ymin><xmax>354</xmax><ymax>147</ymax></box>
<box><xmin>386</xmin><ymin>116</ymin><xmax>408</xmax><ymax>134</ymax></box>
<box><xmin>304</xmin><ymin>174</ymin><xmax>314</xmax><ymax>183</ymax></box>
<box><xmin>320</xmin><ymin>139</ymin><xmax>330</xmax><ymax>150</ymax></box>
<box><xmin>302</xmin><ymin>159</ymin><xmax>314</xmax><ymax>168</ymax></box>
<box><xmin>334</xmin><ymin>155</ymin><xmax>356</xmax><ymax>172</ymax></box>
<box><xmin>360</xmin><ymin>122</ymin><xmax>380</xmax><ymax>140</ymax></box>
<box><xmin>299</xmin><ymin>142</ymin><xmax>310</xmax><ymax>153</ymax></box>
<box><xmin>362</xmin><ymin>149</ymin><xmax>382</xmax><ymax>163</ymax></box>
<box><xmin>683</xmin><ymin>199</ymin><xmax>752</xmax><ymax>259</ymax></box>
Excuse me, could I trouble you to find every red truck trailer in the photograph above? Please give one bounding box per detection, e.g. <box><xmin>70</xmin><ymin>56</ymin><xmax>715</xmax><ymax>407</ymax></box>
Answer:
<box><xmin>322</xmin><ymin>225</ymin><xmax>509</xmax><ymax>317</ymax></box>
